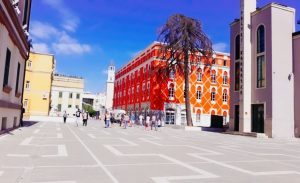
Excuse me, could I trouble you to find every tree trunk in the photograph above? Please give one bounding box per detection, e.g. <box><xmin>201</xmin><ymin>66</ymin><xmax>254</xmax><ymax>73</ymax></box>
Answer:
<box><xmin>184</xmin><ymin>51</ymin><xmax>193</xmax><ymax>126</ymax></box>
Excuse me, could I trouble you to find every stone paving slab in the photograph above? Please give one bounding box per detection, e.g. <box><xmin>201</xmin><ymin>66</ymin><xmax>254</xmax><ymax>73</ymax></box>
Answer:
<box><xmin>1</xmin><ymin>120</ymin><xmax>300</xmax><ymax>183</ymax></box>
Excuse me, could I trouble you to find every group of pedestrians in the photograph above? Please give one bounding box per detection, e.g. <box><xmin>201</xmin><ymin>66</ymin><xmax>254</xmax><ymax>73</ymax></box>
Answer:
<box><xmin>63</xmin><ymin>109</ymin><xmax>89</xmax><ymax>127</ymax></box>
<box><xmin>108</xmin><ymin>112</ymin><xmax>161</xmax><ymax>131</ymax></box>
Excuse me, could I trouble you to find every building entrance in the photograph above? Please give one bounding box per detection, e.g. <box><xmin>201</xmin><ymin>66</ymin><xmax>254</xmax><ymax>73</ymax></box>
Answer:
<box><xmin>234</xmin><ymin>105</ymin><xmax>239</xmax><ymax>131</ymax></box>
<box><xmin>165</xmin><ymin>109</ymin><xmax>175</xmax><ymax>125</ymax></box>
<box><xmin>252</xmin><ymin>104</ymin><xmax>264</xmax><ymax>133</ymax></box>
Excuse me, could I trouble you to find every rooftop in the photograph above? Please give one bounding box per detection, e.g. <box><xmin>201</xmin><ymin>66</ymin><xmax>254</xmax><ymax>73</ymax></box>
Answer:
<box><xmin>293</xmin><ymin>31</ymin><xmax>300</xmax><ymax>37</ymax></box>
<box><xmin>54</xmin><ymin>73</ymin><xmax>83</xmax><ymax>79</ymax></box>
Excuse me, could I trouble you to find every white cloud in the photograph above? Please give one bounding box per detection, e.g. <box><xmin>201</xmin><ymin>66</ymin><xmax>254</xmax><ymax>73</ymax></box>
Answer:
<box><xmin>30</xmin><ymin>21</ymin><xmax>91</xmax><ymax>55</ymax></box>
<box><xmin>42</xmin><ymin>0</ymin><xmax>79</xmax><ymax>32</ymax></box>
<box><xmin>32</xmin><ymin>43</ymin><xmax>51</xmax><ymax>53</ymax></box>
<box><xmin>52</xmin><ymin>32</ymin><xmax>91</xmax><ymax>55</ymax></box>
<box><xmin>30</xmin><ymin>21</ymin><xmax>59</xmax><ymax>40</ymax></box>
<box><xmin>213</xmin><ymin>42</ymin><xmax>228</xmax><ymax>52</ymax></box>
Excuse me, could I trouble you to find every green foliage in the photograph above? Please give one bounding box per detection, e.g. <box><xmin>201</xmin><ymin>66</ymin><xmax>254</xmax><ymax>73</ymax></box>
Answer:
<box><xmin>83</xmin><ymin>104</ymin><xmax>96</xmax><ymax>117</ymax></box>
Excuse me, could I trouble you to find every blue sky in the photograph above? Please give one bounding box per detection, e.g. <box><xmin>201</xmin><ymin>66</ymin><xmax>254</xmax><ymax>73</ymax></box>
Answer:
<box><xmin>29</xmin><ymin>0</ymin><xmax>300</xmax><ymax>93</ymax></box>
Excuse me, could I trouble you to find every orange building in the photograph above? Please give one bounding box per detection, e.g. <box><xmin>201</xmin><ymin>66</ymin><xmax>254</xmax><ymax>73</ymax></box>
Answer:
<box><xmin>113</xmin><ymin>42</ymin><xmax>230</xmax><ymax>126</ymax></box>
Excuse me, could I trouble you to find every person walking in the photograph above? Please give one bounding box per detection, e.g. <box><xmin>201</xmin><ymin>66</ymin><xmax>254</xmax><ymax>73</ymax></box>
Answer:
<box><xmin>139</xmin><ymin>114</ymin><xmax>143</xmax><ymax>127</ymax></box>
<box><xmin>63</xmin><ymin>111</ymin><xmax>68</xmax><ymax>124</ymax></box>
<box><xmin>75</xmin><ymin>109</ymin><xmax>81</xmax><ymax>127</ymax></box>
<box><xmin>120</xmin><ymin>113</ymin><xmax>124</xmax><ymax>127</ymax></box>
<box><xmin>151</xmin><ymin>114</ymin><xmax>156</xmax><ymax>130</ymax></box>
<box><xmin>105</xmin><ymin>112</ymin><xmax>111</xmax><ymax>128</ymax></box>
<box><xmin>145</xmin><ymin>114</ymin><xmax>150</xmax><ymax>130</ymax></box>
<box><xmin>83</xmin><ymin>111</ymin><xmax>89</xmax><ymax>126</ymax></box>
<box><xmin>124</xmin><ymin>113</ymin><xmax>129</xmax><ymax>129</ymax></box>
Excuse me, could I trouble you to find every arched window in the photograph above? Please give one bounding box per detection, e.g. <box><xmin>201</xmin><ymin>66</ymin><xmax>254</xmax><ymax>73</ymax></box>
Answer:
<box><xmin>235</xmin><ymin>35</ymin><xmax>240</xmax><ymax>60</ymax></box>
<box><xmin>168</xmin><ymin>83</ymin><xmax>175</xmax><ymax>99</ymax></box>
<box><xmin>257</xmin><ymin>25</ymin><xmax>265</xmax><ymax>53</ymax></box>
<box><xmin>211</xmin><ymin>110</ymin><xmax>216</xmax><ymax>115</ymax></box>
<box><xmin>197</xmin><ymin>69</ymin><xmax>203</xmax><ymax>82</ymax></box>
<box><xmin>222</xmin><ymin>89</ymin><xmax>228</xmax><ymax>103</ymax></box>
<box><xmin>211</xmin><ymin>70</ymin><xmax>216</xmax><ymax>83</ymax></box>
<box><xmin>196</xmin><ymin>109</ymin><xmax>201</xmax><ymax>122</ymax></box>
<box><xmin>257</xmin><ymin>25</ymin><xmax>266</xmax><ymax>88</ymax></box>
<box><xmin>223</xmin><ymin>71</ymin><xmax>228</xmax><ymax>85</ymax></box>
<box><xmin>211</xmin><ymin>88</ymin><xmax>216</xmax><ymax>102</ymax></box>
<box><xmin>196</xmin><ymin>86</ymin><xmax>202</xmax><ymax>100</ymax></box>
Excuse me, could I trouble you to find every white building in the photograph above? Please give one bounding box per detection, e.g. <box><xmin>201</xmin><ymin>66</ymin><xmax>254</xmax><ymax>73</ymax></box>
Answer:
<box><xmin>105</xmin><ymin>65</ymin><xmax>115</xmax><ymax>110</ymax></box>
<box><xmin>0</xmin><ymin>0</ymin><xmax>32</xmax><ymax>132</ymax></box>
<box><xmin>49</xmin><ymin>74</ymin><xmax>84</xmax><ymax>116</ymax></box>
<box><xmin>82</xmin><ymin>92</ymin><xmax>106</xmax><ymax>112</ymax></box>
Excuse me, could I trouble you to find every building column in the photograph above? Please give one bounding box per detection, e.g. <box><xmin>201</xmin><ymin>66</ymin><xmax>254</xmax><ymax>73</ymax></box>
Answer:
<box><xmin>239</xmin><ymin>0</ymin><xmax>256</xmax><ymax>132</ymax></box>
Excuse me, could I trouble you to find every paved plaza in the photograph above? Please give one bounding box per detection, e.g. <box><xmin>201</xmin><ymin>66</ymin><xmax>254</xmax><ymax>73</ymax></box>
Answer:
<box><xmin>0</xmin><ymin>120</ymin><xmax>300</xmax><ymax>183</ymax></box>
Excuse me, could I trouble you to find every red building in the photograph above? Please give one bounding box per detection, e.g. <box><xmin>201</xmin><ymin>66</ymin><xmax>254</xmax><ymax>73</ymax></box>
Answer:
<box><xmin>113</xmin><ymin>42</ymin><xmax>230</xmax><ymax>126</ymax></box>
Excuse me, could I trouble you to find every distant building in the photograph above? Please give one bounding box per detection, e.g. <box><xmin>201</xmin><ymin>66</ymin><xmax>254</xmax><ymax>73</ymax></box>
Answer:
<box><xmin>229</xmin><ymin>0</ymin><xmax>300</xmax><ymax>138</ymax></box>
<box><xmin>23</xmin><ymin>52</ymin><xmax>55</xmax><ymax>118</ymax></box>
<box><xmin>0</xmin><ymin>0</ymin><xmax>32</xmax><ymax>131</ymax></box>
<box><xmin>105</xmin><ymin>65</ymin><xmax>115</xmax><ymax>110</ymax></box>
<box><xmin>49</xmin><ymin>74</ymin><xmax>84</xmax><ymax>116</ymax></box>
<box><xmin>82</xmin><ymin>92</ymin><xmax>106</xmax><ymax>112</ymax></box>
<box><xmin>113</xmin><ymin>42</ymin><xmax>230</xmax><ymax>126</ymax></box>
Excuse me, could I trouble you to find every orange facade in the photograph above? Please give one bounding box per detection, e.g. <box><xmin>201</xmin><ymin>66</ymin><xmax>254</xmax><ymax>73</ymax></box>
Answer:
<box><xmin>113</xmin><ymin>42</ymin><xmax>230</xmax><ymax>126</ymax></box>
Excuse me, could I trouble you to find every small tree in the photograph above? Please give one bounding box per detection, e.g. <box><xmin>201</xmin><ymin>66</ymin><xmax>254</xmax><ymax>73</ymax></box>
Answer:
<box><xmin>158</xmin><ymin>14</ymin><xmax>213</xmax><ymax>126</ymax></box>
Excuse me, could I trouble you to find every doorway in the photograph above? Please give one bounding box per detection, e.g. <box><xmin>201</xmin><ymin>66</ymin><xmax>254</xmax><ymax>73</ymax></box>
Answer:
<box><xmin>252</xmin><ymin>104</ymin><xmax>264</xmax><ymax>133</ymax></box>
<box><xmin>234</xmin><ymin>105</ymin><xmax>239</xmax><ymax>131</ymax></box>
<box><xmin>165</xmin><ymin>109</ymin><xmax>175</xmax><ymax>125</ymax></box>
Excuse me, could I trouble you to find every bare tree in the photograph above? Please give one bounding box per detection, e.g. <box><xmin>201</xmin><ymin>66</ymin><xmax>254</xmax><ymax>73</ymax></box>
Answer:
<box><xmin>158</xmin><ymin>14</ymin><xmax>213</xmax><ymax>126</ymax></box>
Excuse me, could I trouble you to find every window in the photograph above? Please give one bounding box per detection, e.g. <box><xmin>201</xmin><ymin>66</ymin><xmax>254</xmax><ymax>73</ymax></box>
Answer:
<box><xmin>235</xmin><ymin>35</ymin><xmax>240</xmax><ymax>60</ymax></box>
<box><xmin>68</xmin><ymin>105</ymin><xmax>72</xmax><ymax>108</ymax></box>
<box><xmin>147</xmin><ymin>82</ymin><xmax>150</xmax><ymax>90</ymax></box>
<box><xmin>137</xmin><ymin>85</ymin><xmax>140</xmax><ymax>93</ymax></box>
<box><xmin>59</xmin><ymin>92</ymin><xmax>63</xmax><ymax>98</ymax></box>
<box><xmin>3</xmin><ymin>49</ymin><xmax>11</xmax><ymax>88</ymax></box>
<box><xmin>197</xmin><ymin>69</ymin><xmax>202</xmax><ymax>82</ymax></box>
<box><xmin>142</xmin><ymin>83</ymin><xmax>145</xmax><ymax>91</ymax></box>
<box><xmin>15</xmin><ymin>63</ymin><xmax>20</xmax><ymax>94</ymax></box>
<box><xmin>196</xmin><ymin>86</ymin><xmax>202</xmax><ymax>100</ymax></box>
<box><xmin>25</xmin><ymin>81</ymin><xmax>30</xmax><ymax>90</ymax></box>
<box><xmin>223</xmin><ymin>89</ymin><xmax>228</xmax><ymax>103</ymax></box>
<box><xmin>57</xmin><ymin>104</ymin><xmax>62</xmax><ymax>112</ymax></box>
<box><xmin>223</xmin><ymin>60</ymin><xmax>227</xmax><ymax>66</ymax></box>
<box><xmin>257</xmin><ymin>25</ymin><xmax>265</xmax><ymax>53</ymax></box>
<box><xmin>212</xmin><ymin>58</ymin><xmax>216</xmax><ymax>65</ymax></box>
<box><xmin>211</xmin><ymin>110</ymin><xmax>216</xmax><ymax>115</ymax></box>
<box><xmin>69</xmin><ymin>93</ymin><xmax>73</xmax><ymax>98</ymax></box>
<box><xmin>234</xmin><ymin>62</ymin><xmax>240</xmax><ymax>91</ymax></box>
<box><xmin>169</xmin><ymin>70</ymin><xmax>175</xmax><ymax>79</ymax></box>
<box><xmin>196</xmin><ymin>109</ymin><xmax>201</xmax><ymax>122</ymax></box>
<box><xmin>257</xmin><ymin>55</ymin><xmax>266</xmax><ymax>88</ymax></box>
<box><xmin>27</xmin><ymin>60</ymin><xmax>32</xmax><ymax>68</ymax></box>
<box><xmin>223</xmin><ymin>72</ymin><xmax>228</xmax><ymax>85</ymax></box>
<box><xmin>23</xmin><ymin>99</ymin><xmax>28</xmax><ymax>109</ymax></box>
<box><xmin>168</xmin><ymin>84</ymin><xmax>175</xmax><ymax>99</ymax></box>
<box><xmin>211</xmin><ymin>70</ymin><xmax>216</xmax><ymax>83</ymax></box>
<box><xmin>76</xmin><ymin>105</ymin><xmax>79</xmax><ymax>109</ymax></box>
<box><xmin>76</xmin><ymin>93</ymin><xmax>80</xmax><ymax>99</ymax></box>
<box><xmin>211</xmin><ymin>88</ymin><xmax>216</xmax><ymax>102</ymax></box>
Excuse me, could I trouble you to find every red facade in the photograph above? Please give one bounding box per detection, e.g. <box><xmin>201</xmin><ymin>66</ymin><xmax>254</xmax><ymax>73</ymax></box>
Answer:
<box><xmin>113</xmin><ymin>42</ymin><xmax>230</xmax><ymax>126</ymax></box>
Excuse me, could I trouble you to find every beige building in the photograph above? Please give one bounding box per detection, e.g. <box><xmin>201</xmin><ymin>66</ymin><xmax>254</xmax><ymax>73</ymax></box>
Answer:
<box><xmin>0</xmin><ymin>0</ymin><xmax>32</xmax><ymax>132</ymax></box>
<box><xmin>49</xmin><ymin>74</ymin><xmax>84</xmax><ymax>116</ymax></box>
<box><xmin>23</xmin><ymin>52</ymin><xmax>55</xmax><ymax>118</ymax></box>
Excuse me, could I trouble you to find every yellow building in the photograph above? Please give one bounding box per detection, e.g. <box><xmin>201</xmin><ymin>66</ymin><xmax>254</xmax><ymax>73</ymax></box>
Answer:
<box><xmin>23</xmin><ymin>52</ymin><xmax>55</xmax><ymax>118</ymax></box>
